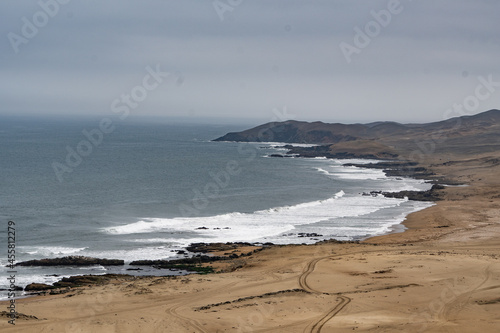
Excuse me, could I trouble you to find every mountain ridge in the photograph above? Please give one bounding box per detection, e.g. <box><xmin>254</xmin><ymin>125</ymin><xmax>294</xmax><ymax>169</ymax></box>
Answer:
<box><xmin>214</xmin><ymin>109</ymin><xmax>500</xmax><ymax>160</ymax></box>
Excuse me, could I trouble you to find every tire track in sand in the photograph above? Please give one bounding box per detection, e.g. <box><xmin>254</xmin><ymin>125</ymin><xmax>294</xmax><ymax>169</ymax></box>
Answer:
<box><xmin>438</xmin><ymin>264</ymin><xmax>492</xmax><ymax>321</ymax></box>
<box><xmin>165</xmin><ymin>281</ymin><xmax>239</xmax><ymax>333</ymax></box>
<box><xmin>299</xmin><ymin>255</ymin><xmax>351</xmax><ymax>333</ymax></box>
<box><xmin>306</xmin><ymin>296</ymin><xmax>351</xmax><ymax>333</ymax></box>
<box><xmin>299</xmin><ymin>256</ymin><xmax>332</xmax><ymax>293</ymax></box>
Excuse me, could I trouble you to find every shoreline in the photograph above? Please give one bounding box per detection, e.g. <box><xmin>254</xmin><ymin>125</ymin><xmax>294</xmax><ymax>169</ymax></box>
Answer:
<box><xmin>5</xmin><ymin>154</ymin><xmax>436</xmax><ymax>296</ymax></box>
<box><xmin>2</xmin><ymin>152</ymin><xmax>436</xmax><ymax>300</ymax></box>
<box><xmin>2</xmin><ymin>149</ymin><xmax>500</xmax><ymax>331</ymax></box>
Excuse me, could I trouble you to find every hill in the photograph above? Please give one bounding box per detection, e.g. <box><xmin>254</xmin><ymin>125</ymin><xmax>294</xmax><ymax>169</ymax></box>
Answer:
<box><xmin>214</xmin><ymin>109</ymin><xmax>500</xmax><ymax>159</ymax></box>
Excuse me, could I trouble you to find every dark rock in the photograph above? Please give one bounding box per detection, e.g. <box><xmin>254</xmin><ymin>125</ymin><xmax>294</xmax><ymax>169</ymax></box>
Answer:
<box><xmin>16</xmin><ymin>256</ymin><xmax>124</xmax><ymax>267</ymax></box>
<box><xmin>382</xmin><ymin>184</ymin><xmax>445</xmax><ymax>201</ymax></box>
<box><xmin>269</xmin><ymin>154</ymin><xmax>294</xmax><ymax>158</ymax></box>
<box><xmin>186</xmin><ymin>242</ymin><xmax>253</xmax><ymax>253</ymax></box>
<box><xmin>318</xmin><ymin>239</ymin><xmax>360</xmax><ymax>244</ymax></box>
<box><xmin>131</xmin><ymin>258</ymin><xmax>217</xmax><ymax>274</ymax></box>
<box><xmin>298</xmin><ymin>233</ymin><xmax>323</xmax><ymax>238</ymax></box>
<box><xmin>343</xmin><ymin>162</ymin><xmax>437</xmax><ymax>179</ymax></box>
<box><xmin>131</xmin><ymin>255</ymin><xmax>227</xmax><ymax>267</ymax></box>
<box><xmin>343</xmin><ymin>161</ymin><xmax>418</xmax><ymax>169</ymax></box>
<box><xmin>0</xmin><ymin>311</ymin><xmax>40</xmax><ymax>320</ymax></box>
<box><xmin>52</xmin><ymin>274</ymin><xmax>130</xmax><ymax>288</ymax></box>
<box><xmin>25</xmin><ymin>283</ymin><xmax>54</xmax><ymax>291</ymax></box>
<box><xmin>49</xmin><ymin>288</ymin><xmax>71</xmax><ymax>295</ymax></box>
<box><xmin>195</xmin><ymin>289</ymin><xmax>309</xmax><ymax>311</ymax></box>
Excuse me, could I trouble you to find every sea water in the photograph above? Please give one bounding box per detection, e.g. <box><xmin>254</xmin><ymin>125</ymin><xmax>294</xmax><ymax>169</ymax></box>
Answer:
<box><xmin>0</xmin><ymin>116</ymin><xmax>432</xmax><ymax>297</ymax></box>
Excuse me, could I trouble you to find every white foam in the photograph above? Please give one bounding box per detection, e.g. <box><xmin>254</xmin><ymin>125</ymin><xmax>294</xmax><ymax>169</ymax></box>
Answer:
<box><xmin>337</xmin><ymin>158</ymin><xmax>385</xmax><ymax>164</ymax></box>
<box><xmin>314</xmin><ymin>165</ymin><xmax>387</xmax><ymax>180</ymax></box>
<box><xmin>335</xmin><ymin>190</ymin><xmax>345</xmax><ymax>198</ymax></box>
<box><xmin>19</xmin><ymin>246</ymin><xmax>88</xmax><ymax>256</ymax></box>
<box><xmin>312</xmin><ymin>161</ymin><xmax>431</xmax><ymax>192</ymax></box>
<box><xmin>315</xmin><ymin>167</ymin><xmax>331</xmax><ymax>175</ymax></box>
<box><xmin>248</xmin><ymin>141</ymin><xmax>319</xmax><ymax>148</ymax></box>
<box><xmin>102</xmin><ymin>191</ymin><xmax>410</xmax><ymax>246</ymax></box>
<box><xmin>369</xmin><ymin>201</ymin><xmax>436</xmax><ymax>237</ymax></box>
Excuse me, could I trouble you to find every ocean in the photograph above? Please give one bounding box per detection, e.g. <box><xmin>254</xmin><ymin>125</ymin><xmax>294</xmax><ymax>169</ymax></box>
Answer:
<box><xmin>0</xmin><ymin>116</ymin><xmax>433</xmax><ymax>298</ymax></box>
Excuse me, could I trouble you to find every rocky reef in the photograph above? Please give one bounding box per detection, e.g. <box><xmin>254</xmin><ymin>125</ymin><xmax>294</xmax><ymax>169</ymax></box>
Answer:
<box><xmin>16</xmin><ymin>256</ymin><xmax>124</xmax><ymax>266</ymax></box>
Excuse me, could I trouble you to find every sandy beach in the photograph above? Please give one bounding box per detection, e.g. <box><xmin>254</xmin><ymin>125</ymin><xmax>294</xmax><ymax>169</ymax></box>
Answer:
<box><xmin>2</xmin><ymin>152</ymin><xmax>500</xmax><ymax>332</ymax></box>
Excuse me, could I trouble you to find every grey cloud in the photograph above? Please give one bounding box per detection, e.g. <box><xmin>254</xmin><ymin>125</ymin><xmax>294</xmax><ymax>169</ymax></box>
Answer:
<box><xmin>0</xmin><ymin>0</ymin><xmax>498</xmax><ymax>122</ymax></box>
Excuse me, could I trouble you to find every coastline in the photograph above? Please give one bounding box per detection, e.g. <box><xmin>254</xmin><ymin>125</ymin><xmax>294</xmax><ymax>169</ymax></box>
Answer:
<box><xmin>8</xmin><ymin>152</ymin><xmax>434</xmax><ymax>294</ymax></box>
<box><xmin>1</xmin><ymin>151</ymin><xmax>437</xmax><ymax>291</ymax></box>
<box><xmin>2</xmin><ymin>150</ymin><xmax>500</xmax><ymax>331</ymax></box>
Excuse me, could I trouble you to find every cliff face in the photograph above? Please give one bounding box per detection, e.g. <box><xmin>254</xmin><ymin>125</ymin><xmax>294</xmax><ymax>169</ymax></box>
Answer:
<box><xmin>214</xmin><ymin>109</ymin><xmax>500</xmax><ymax>159</ymax></box>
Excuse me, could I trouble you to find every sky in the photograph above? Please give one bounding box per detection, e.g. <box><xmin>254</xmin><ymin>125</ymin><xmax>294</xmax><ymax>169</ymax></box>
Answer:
<box><xmin>0</xmin><ymin>0</ymin><xmax>499</xmax><ymax>124</ymax></box>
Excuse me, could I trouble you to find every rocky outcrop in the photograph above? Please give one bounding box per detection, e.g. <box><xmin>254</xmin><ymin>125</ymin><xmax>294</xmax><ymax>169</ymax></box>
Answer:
<box><xmin>286</xmin><ymin>142</ymin><xmax>399</xmax><ymax>160</ymax></box>
<box><xmin>23</xmin><ymin>275</ymin><xmax>130</xmax><ymax>291</ymax></box>
<box><xmin>23</xmin><ymin>274</ymin><xmax>137</xmax><ymax>293</ymax></box>
<box><xmin>379</xmin><ymin>185</ymin><xmax>445</xmax><ymax>201</ymax></box>
<box><xmin>0</xmin><ymin>311</ymin><xmax>40</xmax><ymax>321</ymax></box>
<box><xmin>343</xmin><ymin>161</ymin><xmax>437</xmax><ymax>179</ymax></box>
<box><xmin>52</xmin><ymin>274</ymin><xmax>129</xmax><ymax>288</ymax></box>
<box><xmin>130</xmin><ymin>255</ymin><xmax>228</xmax><ymax>267</ymax></box>
<box><xmin>186</xmin><ymin>242</ymin><xmax>254</xmax><ymax>253</ymax></box>
<box><xmin>130</xmin><ymin>256</ymin><xmax>224</xmax><ymax>274</ymax></box>
<box><xmin>24</xmin><ymin>283</ymin><xmax>54</xmax><ymax>291</ymax></box>
<box><xmin>16</xmin><ymin>256</ymin><xmax>124</xmax><ymax>267</ymax></box>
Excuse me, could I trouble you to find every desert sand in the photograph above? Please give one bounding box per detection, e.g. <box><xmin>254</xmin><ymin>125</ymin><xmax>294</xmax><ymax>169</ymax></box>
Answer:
<box><xmin>2</xmin><ymin>153</ymin><xmax>500</xmax><ymax>332</ymax></box>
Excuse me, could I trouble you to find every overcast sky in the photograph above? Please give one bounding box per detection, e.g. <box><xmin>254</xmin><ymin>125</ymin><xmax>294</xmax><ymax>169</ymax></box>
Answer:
<box><xmin>1</xmin><ymin>0</ymin><xmax>499</xmax><ymax>124</ymax></box>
